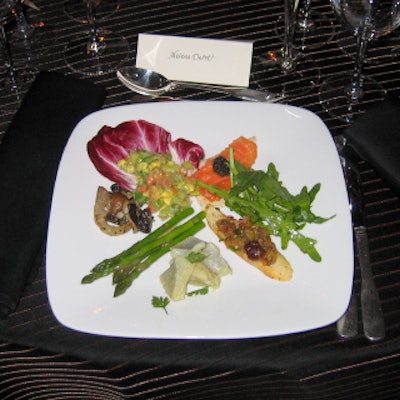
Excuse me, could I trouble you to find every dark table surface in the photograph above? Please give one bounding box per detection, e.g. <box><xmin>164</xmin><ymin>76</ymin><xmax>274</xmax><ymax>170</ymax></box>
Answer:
<box><xmin>1</xmin><ymin>1</ymin><xmax>399</xmax><ymax>399</ymax></box>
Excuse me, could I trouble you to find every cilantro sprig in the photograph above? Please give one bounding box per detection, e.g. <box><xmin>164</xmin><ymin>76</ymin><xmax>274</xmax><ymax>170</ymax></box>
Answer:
<box><xmin>151</xmin><ymin>296</ymin><xmax>170</xmax><ymax>314</ymax></box>
<box><xmin>198</xmin><ymin>161</ymin><xmax>334</xmax><ymax>262</ymax></box>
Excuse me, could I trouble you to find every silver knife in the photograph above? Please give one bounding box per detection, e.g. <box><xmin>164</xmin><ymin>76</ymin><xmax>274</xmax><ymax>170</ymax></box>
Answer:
<box><xmin>346</xmin><ymin>157</ymin><xmax>385</xmax><ymax>341</ymax></box>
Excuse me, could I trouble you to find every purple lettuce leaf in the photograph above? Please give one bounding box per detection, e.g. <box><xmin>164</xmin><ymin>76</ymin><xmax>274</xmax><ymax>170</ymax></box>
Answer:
<box><xmin>87</xmin><ymin>119</ymin><xmax>204</xmax><ymax>191</ymax></box>
<box><xmin>168</xmin><ymin>138</ymin><xmax>205</xmax><ymax>168</ymax></box>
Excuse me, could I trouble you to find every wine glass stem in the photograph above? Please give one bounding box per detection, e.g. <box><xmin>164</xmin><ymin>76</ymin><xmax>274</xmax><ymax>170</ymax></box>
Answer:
<box><xmin>282</xmin><ymin>0</ymin><xmax>298</xmax><ymax>71</ymax></box>
<box><xmin>1</xmin><ymin>24</ymin><xmax>17</xmax><ymax>91</ymax></box>
<box><xmin>14</xmin><ymin>0</ymin><xmax>33</xmax><ymax>40</ymax></box>
<box><xmin>298</xmin><ymin>0</ymin><xmax>313</xmax><ymax>30</ymax></box>
<box><xmin>86</xmin><ymin>0</ymin><xmax>105</xmax><ymax>55</ymax></box>
<box><xmin>349</xmin><ymin>26</ymin><xmax>370</xmax><ymax>103</ymax></box>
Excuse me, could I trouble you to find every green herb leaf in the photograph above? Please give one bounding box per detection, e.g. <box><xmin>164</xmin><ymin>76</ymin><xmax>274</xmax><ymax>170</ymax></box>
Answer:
<box><xmin>187</xmin><ymin>287</ymin><xmax>209</xmax><ymax>297</ymax></box>
<box><xmin>151</xmin><ymin>296</ymin><xmax>170</xmax><ymax>314</ymax></box>
<box><xmin>186</xmin><ymin>251</ymin><xmax>207</xmax><ymax>263</ymax></box>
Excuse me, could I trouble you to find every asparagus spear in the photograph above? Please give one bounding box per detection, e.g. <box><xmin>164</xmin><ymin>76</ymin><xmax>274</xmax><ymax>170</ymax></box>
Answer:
<box><xmin>81</xmin><ymin>209</ymin><xmax>206</xmax><ymax>298</ymax></box>
<box><xmin>82</xmin><ymin>207</ymin><xmax>195</xmax><ymax>283</ymax></box>
<box><xmin>113</xmin><ymin>218</ymin><xmax>206</xmax><ymax>297</ymax></box>
<box><xmin>112</xmin><ymin>211</ymin><xmax>206</xmax><ymax>284</ymax></box>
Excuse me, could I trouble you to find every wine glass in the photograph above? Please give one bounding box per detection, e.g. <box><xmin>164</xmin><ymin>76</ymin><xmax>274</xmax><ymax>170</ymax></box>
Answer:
<box><xmin>64</xmin><ymin>0</ymin><xmax>130</xmax><ymax>76</ymax></box>
<box><xmin>335</xmin><ymin>16</ymin><xmax>400</xmax><ymax>64</ymax></box>
<box><xmin>8</xmin><ymin>0</ymin><xmax>55</xmax><ymax>61</ymax></box>
<box><xmin>252</xmin><ymin>0</ymin><xmax>321</xmax><ymax>98</ymax></box>
<box><xmin>275</xmin><ymin>0</ymin><xmax>336</xmax><ymax>51</ymax></box>
<box><xmin>1</xmin><ymin>0</ymin><xmax>36</xmax><ymax>93</ymax></box>
<box><xmin>319</xmin><ymin>0</ymin><xmax>400</xmax><ymax>122</ymax></box>
<box><xmin>64</xmin><ymin>0</ymin><xmax>120</xmax><ymax>24</ymax></box>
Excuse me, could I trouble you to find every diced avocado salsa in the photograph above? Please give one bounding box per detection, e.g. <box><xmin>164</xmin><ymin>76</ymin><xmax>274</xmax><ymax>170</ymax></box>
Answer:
<box><xmin>118</xmin><ymin>151</ymin><xmax>198</xmax><ymax>219</ymax></box>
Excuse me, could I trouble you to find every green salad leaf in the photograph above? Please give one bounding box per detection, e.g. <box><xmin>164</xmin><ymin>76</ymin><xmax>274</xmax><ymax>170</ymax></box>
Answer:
<box><xmin>198</xmin><ymin>161</ymin><xmax>334</xmax><ymax>262</ymax></box>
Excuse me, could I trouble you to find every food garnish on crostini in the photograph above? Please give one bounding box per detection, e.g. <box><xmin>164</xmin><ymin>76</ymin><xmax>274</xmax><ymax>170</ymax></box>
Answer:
<box><xmin>205</xmin><ymin>205</ymin><xmax>293</xmax><ymax>281</ymax></box>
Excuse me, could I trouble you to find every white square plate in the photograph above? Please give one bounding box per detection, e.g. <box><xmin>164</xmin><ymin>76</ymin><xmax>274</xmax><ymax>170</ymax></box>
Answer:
<box><xmin>46</xmin><ymin>101</ymin><xmax>353</xmax><ymax>339</ymax></box>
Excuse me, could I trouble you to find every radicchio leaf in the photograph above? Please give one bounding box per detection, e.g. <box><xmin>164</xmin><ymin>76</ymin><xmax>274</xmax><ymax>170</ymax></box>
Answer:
<box><xmin>87</xmin><ymin>119</ymin><xmax>204</xmax><ymax>191</ymax></box>
<box><xmin>168</xmin><ymin>138</ymin><xmax>205</xmax><ymax>168</ymax></box>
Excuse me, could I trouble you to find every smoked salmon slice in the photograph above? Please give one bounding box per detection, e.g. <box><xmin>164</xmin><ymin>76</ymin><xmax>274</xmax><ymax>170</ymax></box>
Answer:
<box><xmin>194</xmin><ymin>136</ymin><xmax>257</xmax><ymax>202</ymax></box>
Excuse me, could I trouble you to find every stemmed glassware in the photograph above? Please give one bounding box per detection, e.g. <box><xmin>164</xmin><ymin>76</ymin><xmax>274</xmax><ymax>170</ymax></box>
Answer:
<box><xmin>319</xmin><ymin>0</ymin><xmax>400</xmax><ymax>122</ymax></box>
<box><xmin>1</xmin><ymin>1</ymin><xmax>15</xmax><ymax>91</ymax></box>
<box><xmin>275</xmin><ymin>0</ymin><xmax>336</xmax><ymax>51</ymax></box>
<box><xmin>334</xmin><ymin>11</ymin><xmax>400</xmax><ymax>64</ymax></box>
<box><xmin>1</xmin><ymin>0</ymin><xmax>36</xmax><ymax>94</ymax></box>
<box><xmin>6</xmin><ymin>0</ymin><xmax>56</xmax><ymax>68</ymax></box>
<box><xmin>64</xmin><ymin>0</ymin><xmax>120</xmax><ymax>24</ymax></box>
<box><xmin>252</xmin><ymin>0</ymin><xmax>320</xmax><ymax>98</ymax></box>
<box><xmin>64</xmin><ymin>0</ymin><xmax>130</xmax><ymax>76</ymax></box>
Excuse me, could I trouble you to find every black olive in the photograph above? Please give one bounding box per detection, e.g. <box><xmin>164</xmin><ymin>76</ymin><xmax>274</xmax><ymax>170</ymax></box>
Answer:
<box><xmin>212</xmin><ymin>156</ymin><xmax>230</xmax><ymax>176</ymax></box>
<box><xmin>110</xmin><ymin>184</ymin><xmax>121</xmax><ymax>193</ymax></box>
<box><xmin>136</xmin><ymin>207</ymin><xmax>153</xmax><ymax>233</ymax></box>
<box><xmin>244</xmin><ymin>241</ymin><xmax>265</xmax><ymax>261</ymax></box>
<box><xmin>128</xmin><ymin>202</ymin><xmax>153</xmax><ymax>233</ymax></box>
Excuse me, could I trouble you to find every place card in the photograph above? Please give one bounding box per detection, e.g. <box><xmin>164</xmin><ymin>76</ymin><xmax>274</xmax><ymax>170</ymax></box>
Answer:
<box><xmin>136</xmin><ymin>33</ymin><xmax>253</xmax><ymax>87</ymax></box>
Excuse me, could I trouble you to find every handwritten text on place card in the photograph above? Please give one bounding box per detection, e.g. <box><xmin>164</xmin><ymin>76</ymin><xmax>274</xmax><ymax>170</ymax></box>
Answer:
<box><xmin>136</xmin><ymin>34</ymin><xmax>253</xmax><ymax>87</ymax></box>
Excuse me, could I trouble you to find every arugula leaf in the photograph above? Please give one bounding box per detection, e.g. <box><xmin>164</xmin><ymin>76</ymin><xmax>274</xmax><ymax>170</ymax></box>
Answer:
<box><xmin>197</xmin><ymin>161</ymin><xmax>334</xmax><ymax>262</ymax></box>
<box><xmin>151</xmin><ymin>296</ymin><xmax>170</xmax><ymax>314</ymax></box>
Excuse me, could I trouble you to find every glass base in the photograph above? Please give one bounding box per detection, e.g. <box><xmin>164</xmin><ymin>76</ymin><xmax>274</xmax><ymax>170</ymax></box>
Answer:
<box><xmin>9</xmin><ymin>23</ymin><xmax>56</xmax><ymax>62</ymax></box>
<box><xmin>64</xmin><ymin>0</ymin><xmax>120</xmax><ymax>23</ymax></box>
<box><xmin>1</xmin><ymin>66</ymin><xmax>37</xmax><ymax>91</ymax></box>
<box><xmin>275</xmin><ymin>10</ymin><xmax>335</xmax><ymax>51</ymax></box>
<box><xmin>336</xmin><ymin>29</ymin><xmax>400</xmax><ymax>64</ymax></box>
<box><xmin>319</xmin><ymin>73</ymin><xmax>386</xmax><ymax>123</ymax></box>
<box><xmin>252</xmin><ymin>51</ymin><xmax>320</xmax><ymax>98</ymax></box>
<box><xmin>64</xmin><ymin>30</ymin><xmax>130</xmax><ymax>76</ymax></box>
<box><xmin>9</xmin><ymin>3</ymin><xmax>58</xmax><ymax>62</ymax></box>
<box><xmin>1</xmin><ymin>66</ymin><xmax>36</xmax><ymax>117</ymax></box>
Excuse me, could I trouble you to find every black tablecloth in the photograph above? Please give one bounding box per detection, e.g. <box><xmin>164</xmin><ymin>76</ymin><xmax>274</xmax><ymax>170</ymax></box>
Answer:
<box><xmin>1</xmin><ymin>1</ymin><xmax>399</xmax><ymax>399</ymax></box>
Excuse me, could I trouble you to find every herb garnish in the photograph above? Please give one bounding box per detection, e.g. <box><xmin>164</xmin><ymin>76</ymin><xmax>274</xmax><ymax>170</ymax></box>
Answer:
<box><xmin>198</xmin><ymin>160</ymin><xmax>334</xmax><ymax>262</ymax></box>
<box><xmin>187</xmin><ymin>287</ymin><xmax>209</xmax><ymax>297</ymax></box>
<box><xmin>186</xmin><ymin>251</ymin><xmax>207</xmax><ymax>263</ymax></box>
<box><xmin>151</xmin><ymin>296</ymin><xmax>170</xmax><ymax>314</ymax></box>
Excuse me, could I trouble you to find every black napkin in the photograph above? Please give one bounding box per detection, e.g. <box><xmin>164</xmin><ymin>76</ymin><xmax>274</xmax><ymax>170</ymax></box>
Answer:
<box><xmin>344</xmin><ymin>98</ymin><xmax>400</xmax><ymax>197</ymax></box>
<box><xmin>0</xmin><ymin>71</ymin><xmax>106</xmax><ymax>318</ymax></box>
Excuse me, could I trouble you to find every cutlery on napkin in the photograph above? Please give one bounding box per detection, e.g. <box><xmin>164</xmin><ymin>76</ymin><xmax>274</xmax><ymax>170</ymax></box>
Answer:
<box><xmin>336</xmin><ymin>143</ymin><xmax>385</xmax><ymax>341</ymax></box>
<box><xmin>0</xmin><ymin>71</ymin><xmax>106</xmax><ymax>318</ymax></box>
<box><xmin>335</xmin><ymin>143</ymin><xmax>359</xmax><ymax>339</ymax></box>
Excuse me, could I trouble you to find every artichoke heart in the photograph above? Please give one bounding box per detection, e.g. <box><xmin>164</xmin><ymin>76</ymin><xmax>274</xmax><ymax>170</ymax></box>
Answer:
<box><xmin>160</xmin><ymin>237</ymin><xmax>232</xmax><ymax>301</ymax></box>
<box><xmin>160</xmin><ymin>256</ymin><xmax>195</xmax><ymax>301</ymax></box>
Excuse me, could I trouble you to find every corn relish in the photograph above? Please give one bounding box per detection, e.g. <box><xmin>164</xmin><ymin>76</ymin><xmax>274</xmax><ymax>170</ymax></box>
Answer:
<box><xmin>118</xmin><ymin>151</ymin><xmax>198</xmax><ymax>220</ymax></box>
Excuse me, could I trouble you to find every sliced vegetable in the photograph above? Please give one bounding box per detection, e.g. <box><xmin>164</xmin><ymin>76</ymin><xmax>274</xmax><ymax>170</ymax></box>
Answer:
<box><xmin>160</xmin><ymin>237</ymin><xmax>231</xmax><ymax>301</ymax></box>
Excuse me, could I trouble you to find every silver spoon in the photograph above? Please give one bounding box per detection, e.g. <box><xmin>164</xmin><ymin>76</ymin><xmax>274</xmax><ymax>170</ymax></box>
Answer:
<box><xmin>117</xmin><ymin>67</ymin><xmax>284</xmax><ymax>103</ymax></box>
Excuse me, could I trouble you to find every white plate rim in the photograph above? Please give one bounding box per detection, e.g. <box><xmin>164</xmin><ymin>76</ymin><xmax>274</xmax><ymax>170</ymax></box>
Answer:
<box><xmin>46</xmin><ymin>101</ymin><xmax>353</xmax><ymax>339</ymax></box>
